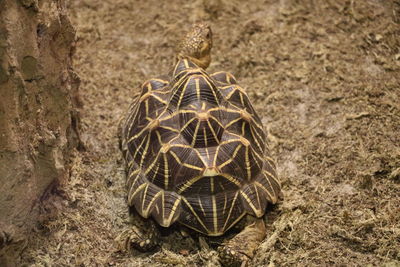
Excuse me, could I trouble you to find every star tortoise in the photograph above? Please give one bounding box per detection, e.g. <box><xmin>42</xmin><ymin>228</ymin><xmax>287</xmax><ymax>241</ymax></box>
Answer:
<box><xmin>120</xmin><ymin>22</ymin><xmax>281</xmax><ymax>266</ymax></box>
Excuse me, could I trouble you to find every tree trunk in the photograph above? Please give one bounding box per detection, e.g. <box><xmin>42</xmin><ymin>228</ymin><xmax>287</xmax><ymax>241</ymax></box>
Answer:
<box><xmin>0</xmin><ymin>0</ymin><xmax>79</xmax><ymax>264</ymax></box>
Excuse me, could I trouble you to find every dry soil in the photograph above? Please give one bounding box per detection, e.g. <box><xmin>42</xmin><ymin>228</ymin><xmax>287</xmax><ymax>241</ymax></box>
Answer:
<box><xmin>20</xmin><ymin>0</ymin><xmax>400</xmax><ymax>266</ymax></box>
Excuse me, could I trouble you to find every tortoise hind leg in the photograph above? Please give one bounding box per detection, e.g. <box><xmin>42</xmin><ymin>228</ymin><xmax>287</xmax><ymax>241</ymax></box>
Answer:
<box><xmin>117</xmin><ymin>211</ymin><xmax>160</xmax><ymax>252</ymax></box>
<box><xmin>218</xmin><ymin>218</ymin><xmax>266</xmax><ymax>267</ymax></box>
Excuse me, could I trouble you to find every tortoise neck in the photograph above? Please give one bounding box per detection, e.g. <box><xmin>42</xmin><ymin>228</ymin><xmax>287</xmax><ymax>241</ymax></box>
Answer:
<box><xmin>177</xmin><ymin>54</ymin><xmax>211</xmax><ymax>70</ymax></box>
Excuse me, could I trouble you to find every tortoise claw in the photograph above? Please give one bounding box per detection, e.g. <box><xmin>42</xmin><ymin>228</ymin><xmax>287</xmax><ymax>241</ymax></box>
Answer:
<box><xmin>218</xmin><ymin>218</ymin><xmax>266</xmax><ymax>267</ymax></box>
<box><xmin>117</xmin><ymin>222</ymin><xmax>160</xmax><ymax>252</ymax></box>
<box><xmin>218</xmin><ymin>245</ymin><xmax>250</xmax><ymax>267</ymax></box>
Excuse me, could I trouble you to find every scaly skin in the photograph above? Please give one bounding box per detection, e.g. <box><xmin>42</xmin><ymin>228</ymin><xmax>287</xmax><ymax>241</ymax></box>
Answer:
<box><xmin>178</xmin><ymin>22</ymin><xmax>212</xmax><ymax>69</ymax></box>
<box><xmin>218</xmin><ymin>218</ymin><xmax>267</xmax><ymax>267</ymax></box>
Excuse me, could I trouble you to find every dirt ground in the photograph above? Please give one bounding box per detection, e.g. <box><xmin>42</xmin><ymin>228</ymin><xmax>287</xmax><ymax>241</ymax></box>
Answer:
<box><xmin>19</xmin><ymin>0</ymin><xmax>400</xmax><ymax>266</ymax></box>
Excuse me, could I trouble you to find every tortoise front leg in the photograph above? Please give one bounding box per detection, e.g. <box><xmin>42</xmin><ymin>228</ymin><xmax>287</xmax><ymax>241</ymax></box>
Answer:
<box><xmin>117</xmin><ymin>212</ymin><xmax>160</xmax><ymax>252</ymax></box>
<box><xmin>218</xmin><ymin>218</ymin><xmax>266</xmax><ymax>267</ymax></box>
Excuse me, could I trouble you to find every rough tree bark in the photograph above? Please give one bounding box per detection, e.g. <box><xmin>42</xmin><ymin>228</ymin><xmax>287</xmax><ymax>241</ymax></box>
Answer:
<box><xmin>0</xmin><ymin>0</ymin><xmax>79</xmax><ymax>264</ymax></box>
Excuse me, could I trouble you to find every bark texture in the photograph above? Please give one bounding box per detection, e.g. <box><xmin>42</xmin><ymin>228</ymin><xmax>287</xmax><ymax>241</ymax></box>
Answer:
<box><xmin>0</xmin><ymin>0</ymin><xmax>79</xmax><ymax>263</ymax></box>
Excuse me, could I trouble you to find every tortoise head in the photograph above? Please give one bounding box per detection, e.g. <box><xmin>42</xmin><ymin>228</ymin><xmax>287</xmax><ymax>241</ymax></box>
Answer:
<box><xmin>178</xmin><ymin>22</ymin><xmax>213</xmax><ymax>69</ymax></box>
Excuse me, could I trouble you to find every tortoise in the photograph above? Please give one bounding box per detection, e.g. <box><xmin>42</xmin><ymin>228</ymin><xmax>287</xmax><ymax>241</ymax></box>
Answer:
<box><xmin>119</xmin><ymin>22</ymin><xmax>281</xmax><ymax>266</ymax></box>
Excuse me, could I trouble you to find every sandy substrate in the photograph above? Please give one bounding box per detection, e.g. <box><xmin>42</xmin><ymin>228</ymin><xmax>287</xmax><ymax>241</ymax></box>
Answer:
<box><xmin>20</xmin><ymin>0</ymin><xmax>399</xmax><ymax>266</ymax></box>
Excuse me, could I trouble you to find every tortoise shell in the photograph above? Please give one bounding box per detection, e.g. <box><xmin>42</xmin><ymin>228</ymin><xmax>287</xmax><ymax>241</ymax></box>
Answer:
<box><xmin>121</xmin><ymin>59</ymin><xmax>281</xmax><ymax>236</ymax></box>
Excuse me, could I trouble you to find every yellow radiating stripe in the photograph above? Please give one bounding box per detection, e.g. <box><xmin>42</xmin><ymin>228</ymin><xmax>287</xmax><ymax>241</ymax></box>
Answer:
<box><xmin>252</xmin><ymin>119</ymin><xmax>264</xmax><ymax>132</ymax></box>
<box><xmin>227</xmin><ymin>73</ymin><xmax>233</xmax><ymax>84</ymax></box>
<box><xmin>251</xmin><ymin>150</ymin><xmax>263</xmax><ymax>170</ymax></box>
<box><xmin>241</xmin><ymin>121</ymin><xmax>246</xmax><ymax>136</ymax></box>
<box><xmin>254</xmin><ymin>181</ymin><xmax>275</xmax><ymax>203</ymax></box>
<box><xmin>183</xmin><ymin>59</ymin><xmax>189</xmax><ymax>68</ymax></box>
<box><xmin>226</xmin><ymin>87</ymin><xmax>237</xmax><ymax>99</ymax></box>
<box><xmin>139</xmin><ymin>134</ymin><xmax>151</xmax><ymax>168</ymax></box>
<box><xmin>222</xmin><ymin>191</ymin><xmax>239</xmax><ymax>230</ymax></box>
<box><xmin>127</xmin><ymin>124</ymin><xmax>148</xmax><ymax>143</ymax></box>
<box><xmin>213</xmin><ymin>145</ymin><xmax>220</xmax><ymax>166</ymax></box>
<box><xmin>159</xmin><ymin>125</ymin><xmax>180</xmax><ymax>133</ymax></box>
<box><xmin>182</xmin><ymin>163</ymin><xmax>202</xmax><ymax>171</ymax></box>
<box><xmin>128</xmin><ymin>182</ymin><xmax>147</xmax><ymax>204</ymax></box>
<box><xmin>207</xmin><ymin>107</ymin><xmax>220</xmax><ymax>112</ymax></box>
<box><xmin>263</xmin><ymin>169</ymin><xmax>276</xmax><ymax>180</ymax></box>
<box><xmin>190</xmin><ymin>147</ymin><xmax>207</xmax><ymax>166</ymax></box>
<box><xmin>171</xmin><ymin>72</ymin><xmax>191</xmax><ymax>101</ymax></box>
<box><xmin>150</xmin><ymin>93</ymin><xmax>168</xmax><ymax>105</ymax></box>
<box><xmin>125</xmin><ymin>95</ymin><xmax>140</xmax><ymax>128</ymax></box>
<box><xmin>219</xmin><ymin>173</ymin><xmax>242</xmax><ymax>187</ymax></box>
<box><xmin>250</xmin><ymin>125</ymin><xmax>264</xmax><ymax>152</ymax></box>
<box><xmin>177</xmin><ymin>78</ymin><xmax>191</xmax><ymax>107</ymax></box>
<box><xmin>155</xmin><ymin>202</ymin><xmax>160</xmax><ymax>215</ymax></box>
<box><xmin>143</xmin><ymin>190</ymin><xmax>162</xmax><ymax>217</ymax></box>
<box><xmin>139</xmin><ymin>92</ymin><xmax>151</xmax><ymax>101</ymax></box>
<box><xmin>169</xmin><ymin>150</ymin><xmax>182</xmax><ymax>164</ymax></box>
<box><xmin>155</xmin><ymin>130</ymin><xmax>162</xmax><ymax>145</ymax></box>
<box><xmin>145</xmin><ymin>81</ymin><xmax>152</xmax><ymax>92</ymax></box>
<box><xmin>219</xmin><ymin>181</ymin><xmax>225</xmax><ymax>191</ymax></box>
<box><xmin>207</xmin><ymin>120</ymin><xmax>219</xmax><ymax>144</ymax></box>
<box><xmin>152</xmin><ymin>78</ymin><xmax>169</xmax><ymax>84</ymax></box>
<box><xmin>224</xmin><ymin>117</ymin><xmax>242</xmax><ymax>128</ymax></box>
<box><xmin>141</xmin><ymin>183</ymin><xmax>150</xmax><ymax>211</ymax></box>
<box><xmin>161</xmin><ymin>191</ymin><xmax>165</xmax><ymax>220</ymax></box>
<box><xmin>254</xmin><ymin>185</ymin><xmax>261</xmax><ymax>210</ymax></box>
<box><xmin>128</xmin><ymin>157</ymin><xmax>135</xmax><ymax>167</ymax></box>
<box><xmin>240</xmin><ymin>190</ymin><xmax>262</xmax><ymax>216</ymax></box>
<box><xmin>171</xmin><ymin>144</ymin><xmax>192</xmax><ymax>149</ymax></box>
<box><xmin>173</xmin><ymin>60</ymin><xmax>180</xmax><ymax>75</ymax></box>
<box><xmin>211</xmin><ymin>138</ymin><xmax>238</xmax><ymax>165</ymax></box>
<box><xmin>204</xmin><ymin>77</ymin><xmax>220</xmax><ymax>105</ymax></box>
<box><xmin>245</xmin><ymin>146</ymin><xmax>251</xmax><ymax>180</ymax></box>
<box><xmin>224</xmin><ymin>132</ymin><xmax>244</xmax><ymax>141</ymax></box>
<box><xmin>132</xmin><ymin>133</ymin><xmax>148</xmax><ymax>160</ymax></box>
<box><xmin>126</xmin><ymin>111</ymin><xmax>139</xmax><ymax>137</ymax></box>
<box><xmin>211</xmin><ymin>71</ymin><xmax>225</xmax><ymax>76</ymax></box>
<box><xmin>218</xmin><ymin>144</ymin><xmax>242</xmax><ymax>169</ymax></box>
<box><xmin>198</xmin><ymin>197</ymin><xmax>206</xmax><ymax>217</ymax></box>
<box><xmin>163</xmin><ymin>153</ymin><xmax>169</xmax><ymax>189</ymax></box>
<box><xmin>225</xmin><ymin>212</ymin><xmax>247</xmax><ymax>233</ymax></box>
<box><xmin>212</xmin><ymin>195</ymin><xmax>218</xmax><ymax>233</ymax></box>
<box><xmin>178</xmin><ymin>109</ymin><xmax>197</xmax><ymax>114</ymax></box>
<box><xmin>164</xmin><ymin>196</ymin><xmax>182</xmax><ymax>226</ymax></box>
<box><xmin>203</xmin><ymin>127</ymin><xmax>208</xmax><ymax>148</ymax></box>
<box><xmin>265</xmin><ymin>156</ymin><xmax>275</xmax><ymax>165</ymax></box>
<box><xmin>180</xmin><ymin>117</ymin><xmax>196</xmax><ymax>133</ymax></box>
<box><xmin>210</xmin><ymin>177</ymin><xmax>215</xmax><ymax>193</ymax></box>
<box><xmin>205</xmin><ymin>147</ymin><xmax>210</xmax><ymax>161</ymax></box>
<box><xmin>145</xmin><ymin>99</ymin><xmax>149</xmax><ymax>117</ymax></box>
<box><xmin>239</xmin><ymin>93</ymin><xmax>244</xmax><ymax>106</ymax></box>
<box><xmin>208</xmin><ymin>106</ymin><xmax>241</xmax><ymax>114</ymax></box>
<box><xmin>182</xmin><ymin>197</ymin><xmax>208</xmax><ymax>232</ymax></box>
<box><xmin>236</xmin><ymin>85</ymin><xmax>246</xmax><ymax>94</ymax></box>
<box><xmin>264</xmin><ymin>168</ymin><xmax>281</xmax><ymax>189</ymax></box>
<box><xmin>222</xmin><ymin>191</ymin><xmax>227</xmax><ymax>215</ymax></box>
<box><xmin>208</xmin><ymin>115</ymin><xmax>224</xmax><ymax>128</ymax></box>
<box><xmin>191</xmin><ymin>120</ymin><xmax>201</xmax><ymax>147</ymax></box>
<box><xmin>127</xmin><ymin>169</ymin><xmax>140</xmax><ymax>186</ymax></box>
<box><xmin>153</xmin><ymin>89</ymin><xmax>169</xmax><ymax>95</ymax></box>
<box><xmin>145</xmin><ymin>153</ymin><xmax>159</xmax><ymax>175</ymax></box>
<box><xmin>195</xmin><ymin>78</ymin><xmax>200</xmax><ymax>100</ymax></box>
<box><xmin>177</xmin><ymin>175</ymin><xmax>204</xmax><ymax>193</ymax></box>
<box><xmin>150</xmin><ymin>163</ymin><xmax>160</xmax><ymax>182</ymax></box>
